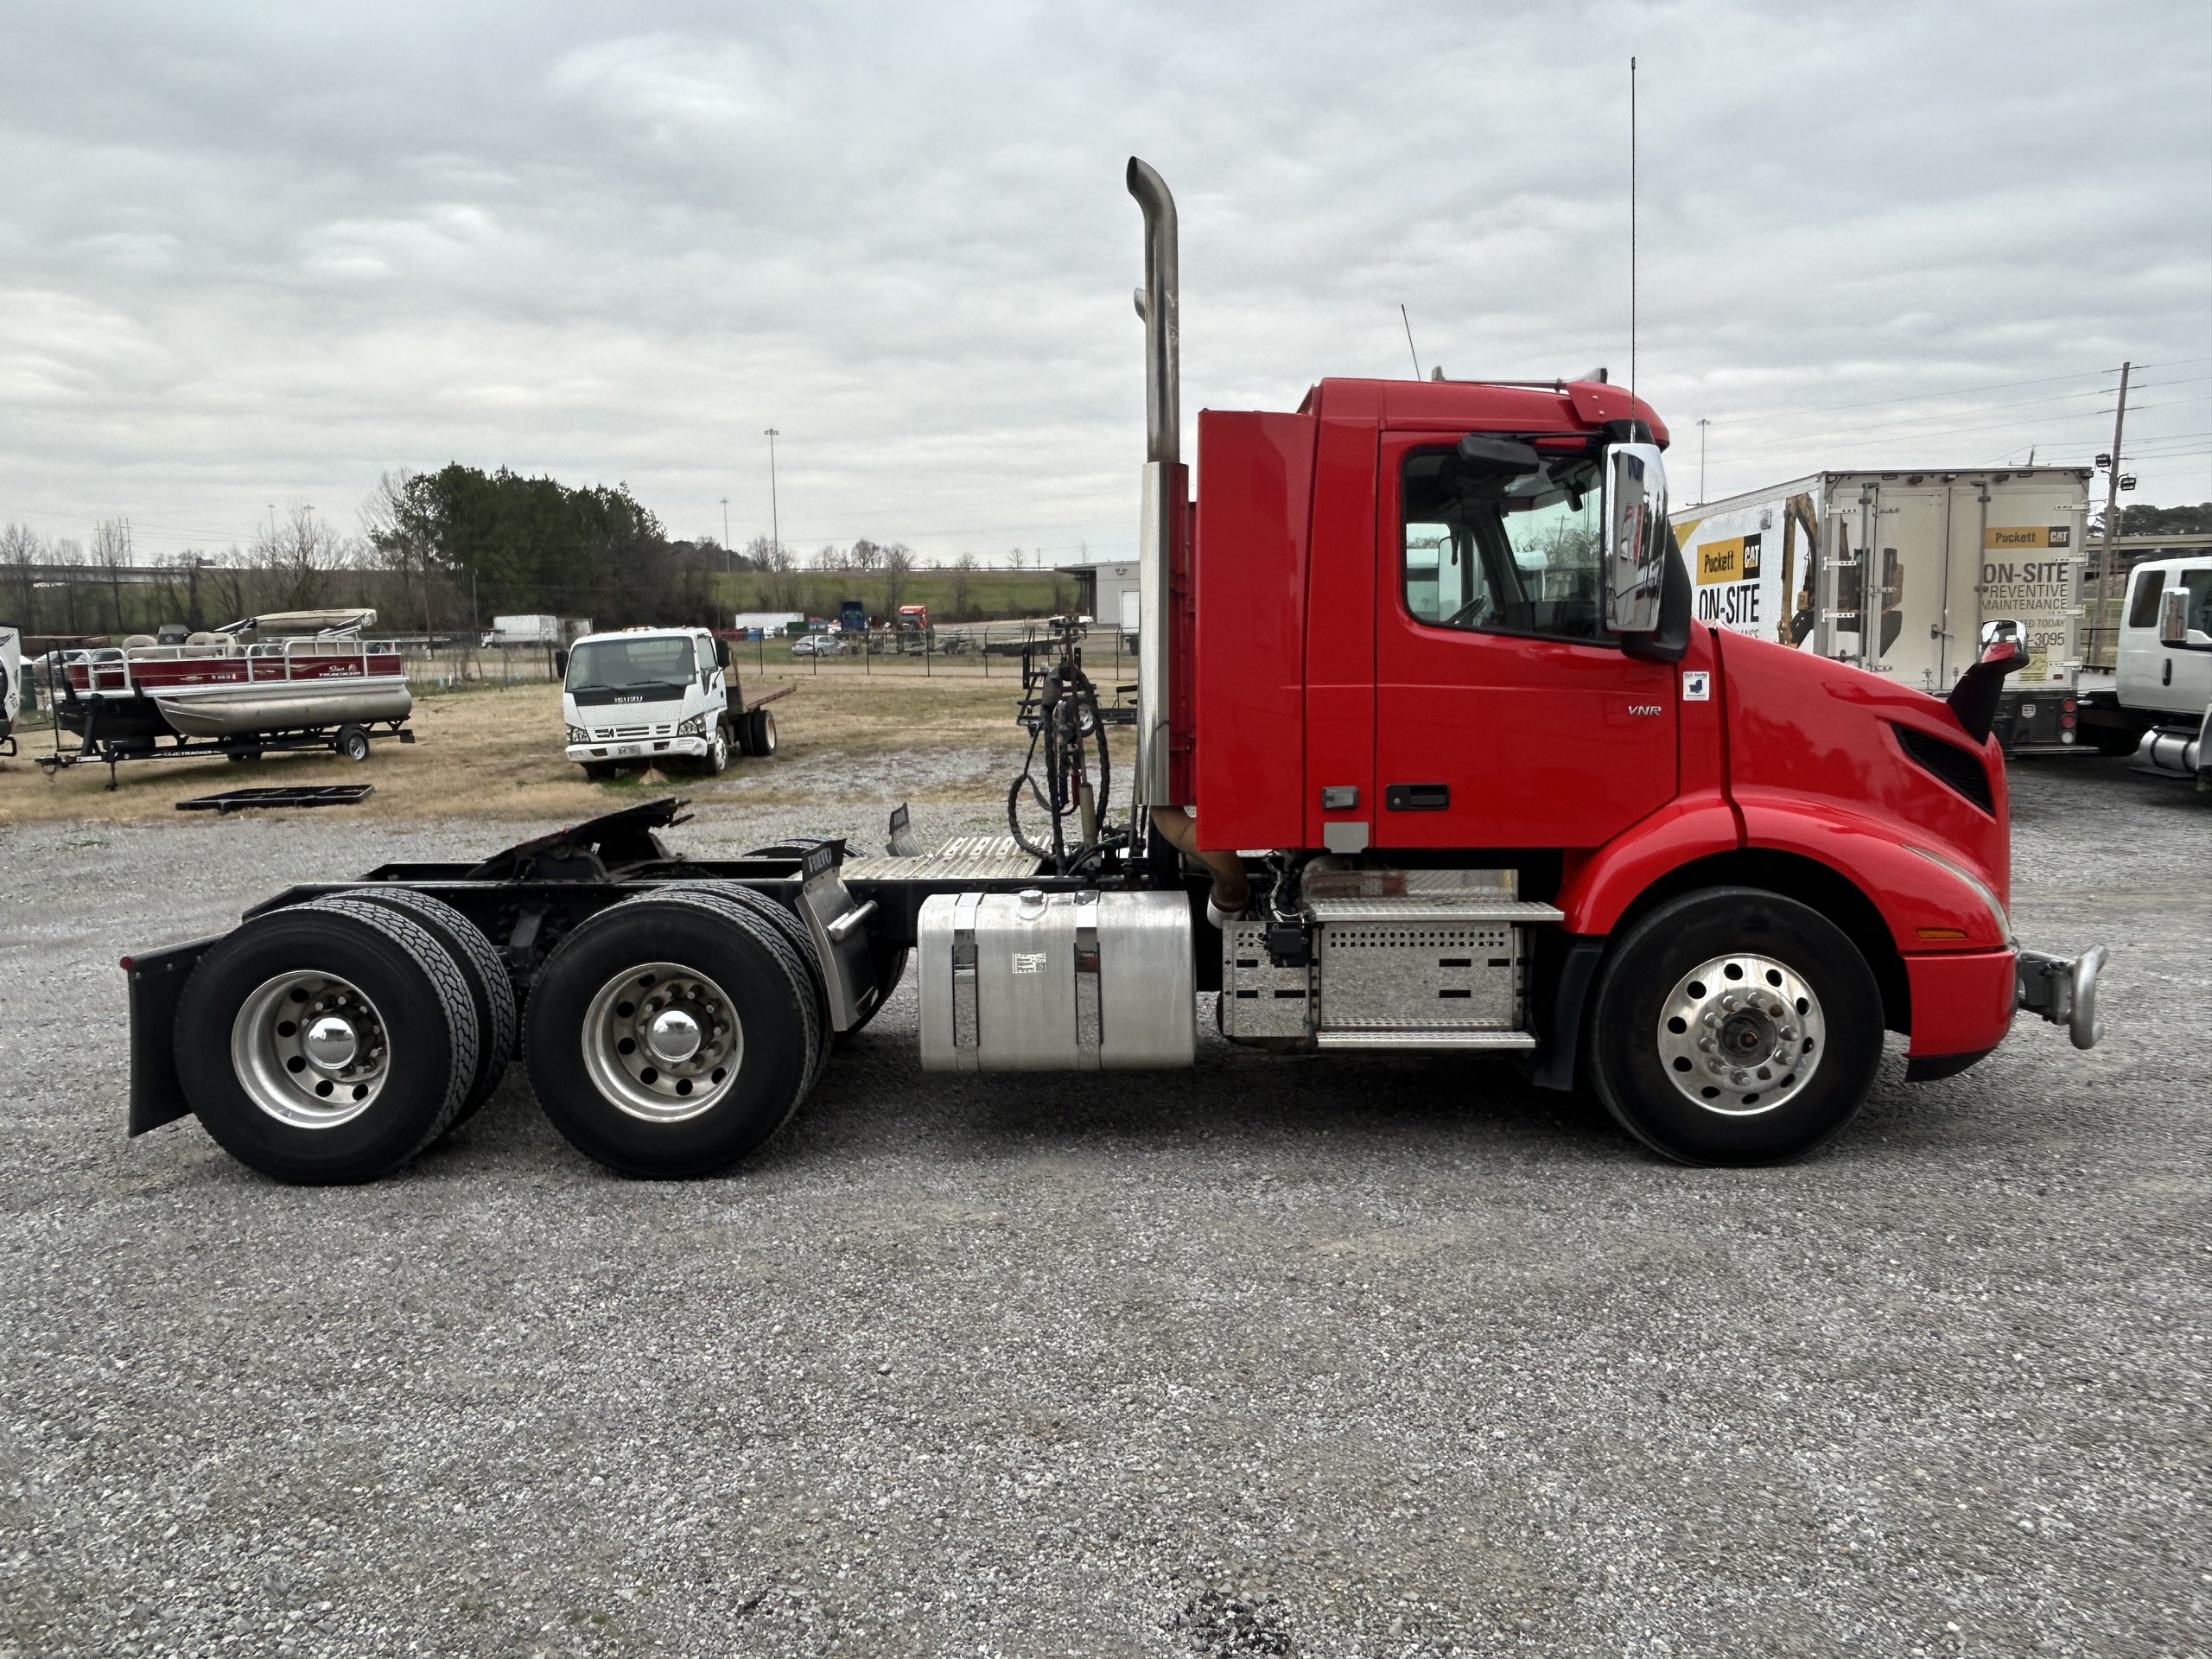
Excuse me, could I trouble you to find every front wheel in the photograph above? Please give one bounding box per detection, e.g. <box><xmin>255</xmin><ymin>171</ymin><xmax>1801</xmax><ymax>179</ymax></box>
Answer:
<box><xmin>1586</xmin><ymin>887</ymin><xmax>1885</xmax><ymax>1166</ymax></box>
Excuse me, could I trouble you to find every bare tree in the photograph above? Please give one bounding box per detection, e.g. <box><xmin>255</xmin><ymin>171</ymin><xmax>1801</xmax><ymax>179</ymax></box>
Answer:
<box><xmin>849</xmin><ymin>537</ymin><xmax>883</xmax><ymax>575</ymax></box>
<box><xmin>251</xmin><ymin>508</ymin><xmax>346</xmax><ymax>612</ymax></box>
<box><xmin>363</xmin><ymin>470</ymin><xmax>439</xmax><ymax>645</ymax></box>
<box><xmin>812</xmin><ymin>543</ymin><xmax>844</xmax><ymax>571</ymax></box>
<box><xmin>1</xmin><ymin>523</ymin><xmax>41</xmax><ymax>628</ymax></box>
<box><xmin>949</xmin><ymin>551</ymin><xmax>978</xmax><ymax>621</ymax></box>
<box><xmin>881</xmin><ymin>542</ymin><xmax>915</xmax><ymax>615</ymax></box>
<box><xmin>91</xmin><ymin>518</ymin><xmax>132</xmax><ymax>635</ymax></box>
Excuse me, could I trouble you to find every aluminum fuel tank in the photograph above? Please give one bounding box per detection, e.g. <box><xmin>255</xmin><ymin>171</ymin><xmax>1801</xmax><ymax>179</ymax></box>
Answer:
<box><xmin>917</xmin><ymin>888</ymin><xmax>1194</xmax><ymax>1071</ymax></box>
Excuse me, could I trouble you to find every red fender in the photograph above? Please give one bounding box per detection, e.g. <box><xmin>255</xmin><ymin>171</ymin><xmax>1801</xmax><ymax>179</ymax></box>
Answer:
<box><xmin>1556</xmin><ymin>792</ymin><xmax>1740</xmax><ymax>935</ymax></box>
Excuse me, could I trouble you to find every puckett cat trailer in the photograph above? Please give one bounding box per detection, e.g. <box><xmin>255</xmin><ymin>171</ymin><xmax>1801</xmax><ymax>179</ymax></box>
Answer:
<box><xmin>119</xmin><ymin>161</ymin><xmax>2106</xmax><ymax>1185</ymax></box>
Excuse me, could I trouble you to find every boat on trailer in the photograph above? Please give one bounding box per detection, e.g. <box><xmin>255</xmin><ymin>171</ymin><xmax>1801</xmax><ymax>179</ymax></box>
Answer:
<box><xmin>43</xmin><ymin>609</ymin><xmax>414</xmax><ymax>783</ymax></box>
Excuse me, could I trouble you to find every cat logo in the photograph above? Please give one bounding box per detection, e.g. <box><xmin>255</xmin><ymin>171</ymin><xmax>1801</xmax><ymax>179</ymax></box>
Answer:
<box><xmin>1695</xmin><ymin>532</ymin><xmax>1763</xmax><ymax>584</ymax></box>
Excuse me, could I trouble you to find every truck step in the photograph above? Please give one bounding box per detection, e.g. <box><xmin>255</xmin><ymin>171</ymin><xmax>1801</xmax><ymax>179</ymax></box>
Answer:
<box><xmin>1313</xmin><ymin>1028</ymin><xmax>1537</xmax><ymax>1052</ymax></box>
<box><xmin>1305</xmin><ymin>896</ymin><xmax>1565</xmax><ymax>925</ymax></box>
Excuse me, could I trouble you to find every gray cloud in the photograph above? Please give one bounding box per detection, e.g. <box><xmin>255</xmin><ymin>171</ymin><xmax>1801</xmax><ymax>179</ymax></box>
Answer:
<box><xmin>1</xmin><ymin>0</ymin><xmax>2206</xmax><ymax>564</ymax></box>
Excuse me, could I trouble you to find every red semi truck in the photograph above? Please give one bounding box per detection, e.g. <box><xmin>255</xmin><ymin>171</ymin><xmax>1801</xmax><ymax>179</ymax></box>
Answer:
<box><xmin>120</xmin><ymin>160</ymin><xmax>2104</xmax><ymax>1184</ymax></box>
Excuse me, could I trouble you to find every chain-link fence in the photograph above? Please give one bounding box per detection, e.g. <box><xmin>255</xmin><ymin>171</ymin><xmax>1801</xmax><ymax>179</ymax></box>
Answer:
<box><xmin>726</xmin><ymin>621</ymin><xmax>1140</xmax><ymax>689</ymax></box>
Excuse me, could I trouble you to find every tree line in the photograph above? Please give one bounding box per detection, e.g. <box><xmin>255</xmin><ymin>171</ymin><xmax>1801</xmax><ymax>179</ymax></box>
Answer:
<box><xmin>3</xmin><ymin>464</ymin><xmax>1075</xmax><ymax>639</ymax></box>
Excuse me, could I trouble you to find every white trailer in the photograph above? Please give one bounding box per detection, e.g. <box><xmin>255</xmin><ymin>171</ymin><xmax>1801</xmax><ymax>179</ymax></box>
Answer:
<box><xmin>1670</xmin><ymin>468</ymin><xmax>2094</xmax><ymax>750</ymax></box>
<box><xmin>0</xmin><ymin>623</ymin><xmax>21</xmax><ymax>755</ymax></box>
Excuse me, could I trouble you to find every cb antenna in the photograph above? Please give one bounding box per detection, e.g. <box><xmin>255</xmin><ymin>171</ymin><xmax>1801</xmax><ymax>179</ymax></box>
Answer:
<box><xmin>1400</xmin><ymin>303</ymin><xmax>1423</xmax><ymax>379</ymax></box>
<box><xmin>1630</xmin><ymin>54</ymin><xmax>1638</xmax><ymax>407</ymax></box>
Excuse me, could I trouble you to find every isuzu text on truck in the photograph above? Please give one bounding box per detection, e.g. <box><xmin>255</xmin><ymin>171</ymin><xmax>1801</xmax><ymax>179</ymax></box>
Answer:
<box><xmin>120</xmin><ymin>162</ymin><xmax>2105</xmax><ymax>1185</ymax></box>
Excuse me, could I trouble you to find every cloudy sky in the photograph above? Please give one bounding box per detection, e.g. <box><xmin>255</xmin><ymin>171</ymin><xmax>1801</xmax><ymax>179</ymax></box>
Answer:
<box><xmin>2</xmin><ymin>0</ymin><xmax>2207</xmax><ymax>565</ymax></box>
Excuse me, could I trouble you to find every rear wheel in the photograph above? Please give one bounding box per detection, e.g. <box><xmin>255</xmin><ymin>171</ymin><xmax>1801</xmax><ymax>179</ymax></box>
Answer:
<box><xmin>746</xmin><ymin>707</ymin><xmax>777</xmax><ymax>757</ymax></box>
<box><xmin>1586</xmin><ymin>887</ymin><xmax>1884</xmax><ymax>1166</ymax></box>
<box><xmin>174</xmin><ymin>902</ymin><xmax>480</xmax><ymax>1183</ymax></box>
<box><xmin>335</xmin><ymin>887</ymin><xmax>516</xmax><ymax>1126</ymax></box>
<box><xmin>524</xmin><ymin>896</ymin><xmax>819</xmax><ymax>1177</ymax></box>
<box><xmin>334</xmin><ymin>723</ymin><xmax>371</xmax><ymax>763</ymax></box>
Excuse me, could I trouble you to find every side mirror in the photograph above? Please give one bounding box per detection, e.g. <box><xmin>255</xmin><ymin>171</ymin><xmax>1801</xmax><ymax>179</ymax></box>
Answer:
<box><xmin>1604</xmin><ymin>442</ymin><xmax>1669</xmax><ymax>637</ymax></box>
<box><xmin>2158</xmin><ymin>588</ymin><xmax>2189</xmax><ymax>646</ymax></box>
<box><xmin>1980</xmin><ymin>619</ymin><xmax>2021</xmax><ymax>649</ymax></box>
<box><xmin>715</xmin><ymin>638</ymin><xmax>731</xmax><ymax>670</ymax></box>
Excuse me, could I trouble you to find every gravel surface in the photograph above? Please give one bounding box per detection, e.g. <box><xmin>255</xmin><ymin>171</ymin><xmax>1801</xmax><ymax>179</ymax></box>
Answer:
<box><xmin>1</xmin><ymin>761</ymin><xmax>2205</xmax><ymax>1657</ymax></box>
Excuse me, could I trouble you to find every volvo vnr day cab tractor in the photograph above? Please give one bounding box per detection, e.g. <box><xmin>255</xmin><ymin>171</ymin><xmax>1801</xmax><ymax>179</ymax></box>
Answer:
<box><xmin>120</xmin><ymin>161</ymin><xmax>2106</xmax><ymax>1185</ymax></box>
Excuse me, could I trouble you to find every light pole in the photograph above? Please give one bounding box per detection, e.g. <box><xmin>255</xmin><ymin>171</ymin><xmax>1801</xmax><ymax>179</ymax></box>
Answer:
<box><xmin>763</xmin><ymin>429</ymin><xmax>781</xmax><ymax>563</ymax></box>
<box><xmin>266</xmin><ymin>503</ymin><xmax>276</xmax><ymax>543</ymax></box>
<box><xmin>721</xmin><ymin>497</ymin><xmax>732</xmax><ymax>572</ymax></box>
<box><xmin>1696</xmin><ymin>417</ymin><xmax>1709</xmax><ymax>505</ymax></box>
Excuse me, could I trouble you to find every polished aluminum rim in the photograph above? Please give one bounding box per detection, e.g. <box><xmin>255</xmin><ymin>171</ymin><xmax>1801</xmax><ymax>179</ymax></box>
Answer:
<box><xmin>581</xmin><ymin>962</ymin><xmax>742</xmax><ymax>1123</ymax></box>
<box><xmin>230</xmin><ymin>970</ymin><xmax>390</xmax><ymax>1129</ymax></box>
<box><xmin>1656</xmin><ymin>952</ymin><xmax>1825</xmax><ymax>1116</ymax></box>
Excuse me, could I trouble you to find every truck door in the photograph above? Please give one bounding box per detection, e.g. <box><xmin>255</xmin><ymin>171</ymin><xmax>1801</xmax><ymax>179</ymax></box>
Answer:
<box><xmin>1373</xmin><ymin>435</ymin><xmax>1678</xmax><ymax>849</ymax></box>
<box><xmin>1865</xmin><ymin>484</ymin><xmax>1948</xmax><ymax>690</ymax></box>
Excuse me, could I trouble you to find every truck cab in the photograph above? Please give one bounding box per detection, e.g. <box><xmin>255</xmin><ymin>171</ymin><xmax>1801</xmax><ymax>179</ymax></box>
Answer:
<box><xmin>562</xmin><ymin>626</ymin><xmax>779</xmax><ymax>779</ymax></box>
<box><xmin>2115</xmin><ymin>556</ymin><xmax>2212</xmax><ymax>785</ymax></box>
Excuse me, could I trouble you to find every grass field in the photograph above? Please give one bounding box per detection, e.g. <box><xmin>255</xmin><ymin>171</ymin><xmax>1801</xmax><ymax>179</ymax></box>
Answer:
<box><xmin>0</xmin><ymin>672</ymin><xmax>1071</xmax><ymax>826</ymax></box>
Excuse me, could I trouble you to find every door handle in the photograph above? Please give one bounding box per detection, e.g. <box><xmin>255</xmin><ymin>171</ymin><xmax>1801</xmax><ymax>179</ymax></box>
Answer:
<box><xmin>1385</xmin><ymin>783</ymin><xmax>1449</xmax><ymax>811</ymax></box>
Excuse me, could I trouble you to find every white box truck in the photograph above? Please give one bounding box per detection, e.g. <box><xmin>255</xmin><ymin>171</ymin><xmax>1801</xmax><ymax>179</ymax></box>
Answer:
<box><xmin>0</xmin><ymin>622</ymin><xmax>21</xmax><ymax>755</ymax></box>
<box><xmin>1670</xmin><ymin>467</ymin><xmax>2098</xmax><ymax>751</ymax></box>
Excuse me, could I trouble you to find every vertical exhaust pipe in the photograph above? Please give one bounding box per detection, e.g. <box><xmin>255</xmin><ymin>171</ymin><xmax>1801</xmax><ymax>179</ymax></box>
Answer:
<box><xmin>1127</xmin><ymin>156</ymin><xmax>1181</xmax><ymax>810</ymax></box>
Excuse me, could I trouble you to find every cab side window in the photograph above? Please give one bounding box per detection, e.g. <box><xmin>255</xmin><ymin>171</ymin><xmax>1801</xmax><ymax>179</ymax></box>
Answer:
<box><xmin>1401</xmin><ymin>445</ymin><xmax>1607</xmax><ymax>643</ymax></box>
<box><xmin>2126</xmin><ymin>567</ymin><xmax>2164</xmax><ymax>630</ymax></box>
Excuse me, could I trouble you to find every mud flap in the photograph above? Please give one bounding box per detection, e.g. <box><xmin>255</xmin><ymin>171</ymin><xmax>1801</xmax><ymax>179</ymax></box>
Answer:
<box><xmin>124</xmin><ymin>937</ymin><xmax>220</xmax><ymax>1135</ymax></box>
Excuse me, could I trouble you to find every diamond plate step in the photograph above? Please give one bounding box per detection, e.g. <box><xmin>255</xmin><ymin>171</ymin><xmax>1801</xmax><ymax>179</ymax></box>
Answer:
<box><xmin>1306</xmin><ymin>896</ymin><xmax>1565</xmax><ymax>925</ymax></box>
<box><xmin>842</xmin><ymin>834</ymin><xmax>1043</xmax><ymax>883</ymax></box>
<box><xmin>1313</xmin><ymin>1028</ymin><xmax>1538</xmax><ymax>1052</ymax></box>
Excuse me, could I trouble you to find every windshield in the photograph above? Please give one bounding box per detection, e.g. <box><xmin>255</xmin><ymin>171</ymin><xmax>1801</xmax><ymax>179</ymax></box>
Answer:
<box><xmin>1403</xmin><ymin>445</ymin><xmax>1605</xmax><ymax>641</ymax></box>
<box><xmin>565</xmin><ymin>635</ymin><xmax>696</xmax><ymax>692</ymax></box>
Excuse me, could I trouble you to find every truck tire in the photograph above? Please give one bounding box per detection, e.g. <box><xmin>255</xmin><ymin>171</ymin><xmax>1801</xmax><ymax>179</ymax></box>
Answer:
<box><xmin>336</xmin><ymin>887</ymin><xmax>517</xmax><ymax>1126</ymax></box>
<box><xmin>651</xmin><ymin>884</ymin><xmax>831</xmax><ymax>1089</ymax></box>
<box><xmin>1586</xmin><ymin>887</ymin><xmax>1884</xmax><ymax>1166</ymax></box>
<box><xmin>334</xmin><ymin>724</ymin><xmax>371</xmax><ymax>763</ymax></box>
<box><xmin>524</xmin><ymin>895</ymin><xmax>819</xmax><ymax>1177</ymax></box>
<box><xmin>174</xmin><ymin>900</ymin><xmax>481</xmax><ymax>1184</ymax></box>
<box><xmin>700</xmin><ymin>721</ymin><xmax>731</xmax><ymax>775</ymax></box>
<box><xmin>746</xmin><ymin>708</ymin><xmax>777</xmax><ymax>757</ymax></box>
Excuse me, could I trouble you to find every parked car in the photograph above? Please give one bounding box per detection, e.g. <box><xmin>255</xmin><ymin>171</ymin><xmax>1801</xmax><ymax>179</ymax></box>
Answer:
<box><xmin>791</xmin><ymin>633</ymin><xmax>847</xmax><ymax>658</ymax></box>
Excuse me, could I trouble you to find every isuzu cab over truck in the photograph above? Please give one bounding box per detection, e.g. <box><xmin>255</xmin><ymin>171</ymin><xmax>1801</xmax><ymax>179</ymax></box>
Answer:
<box><xmin>561</xmin><ymin>625</ymin><xmax>787</xmax><ymax>778</ymax></box>
<box><xmin>119</xmin><ymin>161</ymin><xmax>2105</xmax><ymax>1185</ymax></box>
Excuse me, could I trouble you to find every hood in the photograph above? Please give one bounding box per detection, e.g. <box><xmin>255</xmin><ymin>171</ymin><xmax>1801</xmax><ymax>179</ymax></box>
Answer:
<box><xmin>1718</xmin><ymin>630</ymin><xmax>2010</xmax><ymax>909</ymax></box>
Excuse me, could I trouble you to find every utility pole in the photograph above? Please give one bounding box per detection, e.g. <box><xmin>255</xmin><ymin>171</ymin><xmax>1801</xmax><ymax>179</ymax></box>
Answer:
<box><xmin>2095</xmin><ymin>361</ymin><xmax>2132</xmax><ymax>665</ymax></box>
<box><xmin>763</xmin><ymin>429</ymin><xmax>782</xmax><ymax>563</ymax></box>
<box><xmin>1696</xmin><ymin>418</ymin><xmax>1709</xmax><ymax>504</ymax></box>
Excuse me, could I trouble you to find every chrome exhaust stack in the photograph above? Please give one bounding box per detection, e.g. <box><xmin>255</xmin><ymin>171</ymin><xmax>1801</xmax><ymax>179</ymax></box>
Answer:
<box><xmin>1128</xmin><ymin>156</ymin><xmax>1182</xmax><ymax>810</ymax></box>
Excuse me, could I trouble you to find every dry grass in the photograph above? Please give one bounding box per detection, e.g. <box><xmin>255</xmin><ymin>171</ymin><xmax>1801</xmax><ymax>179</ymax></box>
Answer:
<box><xmin>0</xmin><ymin>673</ymin><xmax>1057</xmax><ymax>826</ymax></box>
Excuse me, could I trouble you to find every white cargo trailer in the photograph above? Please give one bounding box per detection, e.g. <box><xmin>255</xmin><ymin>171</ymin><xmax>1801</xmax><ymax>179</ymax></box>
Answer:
<box><xmin>0</xmin><ymin>622</ymin><xmax>21</xmax><ymax>754</ymax></box>
<box><xmin>1670</xmin><ymin>468</ymin><xmax>2094</xmax><ymax>750</ymax></box>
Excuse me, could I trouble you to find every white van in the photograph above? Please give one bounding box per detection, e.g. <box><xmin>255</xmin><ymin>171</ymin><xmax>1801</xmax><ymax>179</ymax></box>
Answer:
<box><xmin>560</xmin><ymin>626</ymin><xmax>788</xmax><ymax>780</ymax></box>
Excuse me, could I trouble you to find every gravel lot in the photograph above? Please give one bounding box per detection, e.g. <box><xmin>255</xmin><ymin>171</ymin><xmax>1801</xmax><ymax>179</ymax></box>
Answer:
<box><xmin>1</xmin><ymin>760</ymin><xmax>2204</xmax><ymax>1657</ymax></box>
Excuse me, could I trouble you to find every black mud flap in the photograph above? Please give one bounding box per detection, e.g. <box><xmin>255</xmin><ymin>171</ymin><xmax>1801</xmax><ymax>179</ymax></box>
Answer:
<box><xmin>125</xmin><ymin>937</ymin><xmax>220</xmax><ymax>1135</ymax></box>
